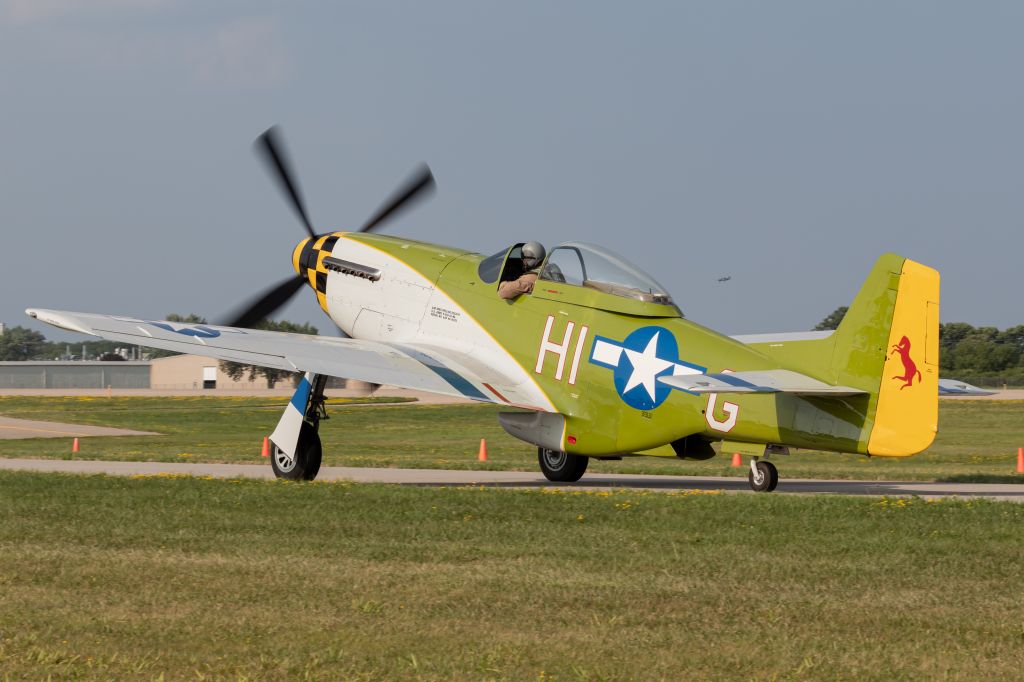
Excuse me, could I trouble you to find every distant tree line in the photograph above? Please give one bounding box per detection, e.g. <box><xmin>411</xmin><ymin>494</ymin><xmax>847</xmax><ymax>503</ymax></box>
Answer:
<box><xmin>0</xmin><ymin>326</ymin><xmax>128</xmax><ymax>362</ymax></box>
<box><xmin>816</xmin><ymin>306</ymin><xmax>1024</xmax><ymax>385</ymax></box>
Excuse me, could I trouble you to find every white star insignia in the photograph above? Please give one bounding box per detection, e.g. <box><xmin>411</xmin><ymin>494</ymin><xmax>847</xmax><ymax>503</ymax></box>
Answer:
<box><xmin>622</xmin><ymin>332</ymin><xmax>675</xmax><ymax>401</ymax></box>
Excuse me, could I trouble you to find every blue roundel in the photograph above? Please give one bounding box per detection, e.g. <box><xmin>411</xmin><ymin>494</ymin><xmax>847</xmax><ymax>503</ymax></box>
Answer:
<box><xmin>612</xmin><ymin>326</ymin><xmax>681</xmax><ymax>411</ymax></box>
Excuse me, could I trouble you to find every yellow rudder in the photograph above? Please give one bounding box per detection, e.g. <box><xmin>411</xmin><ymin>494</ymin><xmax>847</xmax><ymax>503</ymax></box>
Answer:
<box><xmin>867</xmin><ymin>259</ymin><xmax>940</xmax><ymax>456</ymax></box>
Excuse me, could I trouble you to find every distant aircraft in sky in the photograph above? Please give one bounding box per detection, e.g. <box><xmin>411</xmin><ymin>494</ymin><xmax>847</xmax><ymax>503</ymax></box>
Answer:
<box><xmin>717</xmin><ymin>276</ymin><xmax>731</xmax><ymax>282</ymax></box>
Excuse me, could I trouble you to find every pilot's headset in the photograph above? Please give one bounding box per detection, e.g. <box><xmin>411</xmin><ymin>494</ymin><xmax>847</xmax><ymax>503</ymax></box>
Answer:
<box><xmin>521</xmin><ymin>241</ymin><xmax>546</xmax><ymax>270</ymax></box>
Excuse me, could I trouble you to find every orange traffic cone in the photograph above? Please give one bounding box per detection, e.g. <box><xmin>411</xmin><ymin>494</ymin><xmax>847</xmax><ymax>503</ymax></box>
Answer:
<box><xmin>478</xmin><ymin>439</ymin><xmax>488</xmax><ymax>462</ymax></box>
<box><xmin>261</xmin><ymin>436</ymin><xmax>270</xmax><ymax>458</ymax></box>
<box><xmin>1017</xmin><ymin>447</ymin><xmax>1023</xmax><ymax>474</ymax></box>
<box><xmin>72</xmin><ymin>437</ymin><xmax>80</xmax><ymax>454</ymax></box>
<box><xmin>730</xmin><ymin>452</ymin><xmax>742</xmax><ymax>467</ymax></box>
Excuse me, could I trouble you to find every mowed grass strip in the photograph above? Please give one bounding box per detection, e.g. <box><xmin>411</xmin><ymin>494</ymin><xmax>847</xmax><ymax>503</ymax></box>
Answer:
<box><xmin>1</xmin><ymin>397</ymin><xmax>1023</xmax><ymax>482</ymax></box>
<box><xmin>0</xmin><ymin>472</ymin><xmax>1022</xmax><ymax>680</ymax></box>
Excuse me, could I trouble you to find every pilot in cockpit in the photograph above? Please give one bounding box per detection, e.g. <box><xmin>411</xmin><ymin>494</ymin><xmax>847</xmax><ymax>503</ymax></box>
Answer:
<box><xmin>498</xmin><ymin>241</ymin><xmax>546</xmax><ymax>300</ymax></box>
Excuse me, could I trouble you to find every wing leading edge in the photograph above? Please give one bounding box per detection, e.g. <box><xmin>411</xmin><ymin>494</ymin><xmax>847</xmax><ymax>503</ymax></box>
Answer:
<box><xmin>26</xmin><ymin>308</ymin><xmax>543</xmax><ymax>409</ymax></box>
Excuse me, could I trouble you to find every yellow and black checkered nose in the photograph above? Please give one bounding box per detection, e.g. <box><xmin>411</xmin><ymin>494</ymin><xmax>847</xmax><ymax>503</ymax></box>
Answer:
<box><xmin>292</xmin><ymin>233</ymin><xmax>343</xmax><ymax>312</ymax></box>
<box><xmin>292</xmin><ymin>237</ymin><xmax>312</xmax><ymax>275</ymax></box>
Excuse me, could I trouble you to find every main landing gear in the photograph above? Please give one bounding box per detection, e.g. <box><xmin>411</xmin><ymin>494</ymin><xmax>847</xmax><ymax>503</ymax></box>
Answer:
<box><xmin>748</xmin><ymin>457</ymin><xmax>778</xmax><ymax>493</ymax></box>
<box><xmin>270</xmin><ymin>426</ymin><xmax>323</xmax><ymax>481</ymax></box>
<box><xmin>538</xmin><ymin>447</ymin><xmax>589</xmax><ymax>483</ymax></box>
<box><xmin>268</xmin><ymin>373</ymin><xmax>327</xmax><ymax>481</ymax></box>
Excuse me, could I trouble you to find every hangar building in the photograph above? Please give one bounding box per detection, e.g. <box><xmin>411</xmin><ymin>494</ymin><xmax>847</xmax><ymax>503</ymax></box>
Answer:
<box><xmin>0</xmin><ymin>357</ymin><xmax>274</xmax><ymax>390</ymax></box>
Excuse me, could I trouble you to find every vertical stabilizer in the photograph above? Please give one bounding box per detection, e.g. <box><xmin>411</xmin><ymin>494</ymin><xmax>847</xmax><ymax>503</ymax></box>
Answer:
<box><xmin>827</xmin><ymin>253</ymin><xmax>939</xmax><ymax>455</ymax></box>
<box><xmin>740</xmin><ymin>253</ymin><xmax>940</xmax><ymax>457</ymax></box>
<box><xmin>864</xmin><ymin>259</ymin><xmax>940</xmax><ymax>455</ymax></box>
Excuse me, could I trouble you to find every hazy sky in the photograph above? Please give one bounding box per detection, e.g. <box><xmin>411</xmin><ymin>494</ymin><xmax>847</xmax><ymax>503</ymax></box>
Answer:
<box><xmin>2</xmin><ymin>1</ymin><xmax>1022</xmax><ymax>342</ymax></box>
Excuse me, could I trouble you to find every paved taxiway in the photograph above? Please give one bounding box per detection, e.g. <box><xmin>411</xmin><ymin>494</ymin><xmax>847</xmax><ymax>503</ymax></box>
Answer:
<box><xmin>0</xmin><ymin>390</ymin><xmax>460</xmax><ymax>441</ymax></box>
<box><xmin>1</xmin><ymin>458</ymin><xmax>1021</xmax><ymax>501</ymax></box>
<box><xmin>0</xmin><ymin>417</ymin><xmax>157</xmax><ymax>440</ymax></box>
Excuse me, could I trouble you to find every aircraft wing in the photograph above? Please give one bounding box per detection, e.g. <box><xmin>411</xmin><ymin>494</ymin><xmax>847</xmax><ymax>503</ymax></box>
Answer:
<box><xmin>659</xmin><ymin>369</ymin><xmax>866</xmax><ymax>397</ymax></box>
<box><xmin>938</xmin><ymin>379</ymin><xmax>998</xmax><ymax>396</ymax></box>
<box><xmin>26</xmin><ymin>308</ymin><xmax>545</xmax><ymax>409</ymax></box>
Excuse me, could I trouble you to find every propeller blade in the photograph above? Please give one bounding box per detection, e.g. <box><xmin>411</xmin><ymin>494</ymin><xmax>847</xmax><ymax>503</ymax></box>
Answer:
<box><xmin>358</xmin><ymin>163</ymin><xmax>436</xmax><ymax>233</ymax></box>
<box><xmin>221</xmin><ymin>274</ymin><xmax>307</xmax><ymax>329</ymax></box>
<box><xmin>255</xmin><ymin>126</ymin><xmax>316</xmax><ymax>238</ymax></box>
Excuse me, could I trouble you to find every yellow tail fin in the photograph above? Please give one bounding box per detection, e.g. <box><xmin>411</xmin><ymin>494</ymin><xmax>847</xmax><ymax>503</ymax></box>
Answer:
<box><xmin>867</xmin><ymin>259</ymin><xmax>940</xmax><ymax>456</ymax></box>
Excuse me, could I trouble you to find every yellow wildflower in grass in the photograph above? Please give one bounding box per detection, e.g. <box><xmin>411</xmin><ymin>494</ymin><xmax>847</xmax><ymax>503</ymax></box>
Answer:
<box><xmin>668</xmin><ymin>489</ymin><xmax>722</xmax><ymax>497</ymax></box>
<box><xmin>875</xmin><ymin>496</ymin><xmax>919</xmax><ymax>509</ymax></box>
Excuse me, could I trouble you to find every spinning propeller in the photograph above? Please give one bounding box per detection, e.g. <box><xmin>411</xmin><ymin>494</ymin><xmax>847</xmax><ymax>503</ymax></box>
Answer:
<box><xmin>222</xmin><ymin>126</ymin><xmax>436</xmax><ymax>328</ymax></box>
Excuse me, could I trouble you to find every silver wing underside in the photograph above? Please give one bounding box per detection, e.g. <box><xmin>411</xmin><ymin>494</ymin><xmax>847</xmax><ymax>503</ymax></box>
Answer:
<box><xmin>26</xmin><ymin>308</ymin><xmax>538</xmax><ymax>408</ymax></box>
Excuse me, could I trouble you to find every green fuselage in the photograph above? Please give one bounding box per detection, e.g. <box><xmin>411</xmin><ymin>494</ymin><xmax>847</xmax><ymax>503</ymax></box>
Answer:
<box><xmin>356</xmin><ymin>234</ymin><xmax>877</xmax><ymax>458</ymax></box>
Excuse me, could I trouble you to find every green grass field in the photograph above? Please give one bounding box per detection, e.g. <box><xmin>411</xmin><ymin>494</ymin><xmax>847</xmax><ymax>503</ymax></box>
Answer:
<box><xmin>1</xmin><ymin>471</ymin><xmax>1022</xmax><ymax>680</ymax></box>
<box><xmin>1</xmin><ymin>396</ymin><xmax>1023</xmax><ymax>482</ymax></box>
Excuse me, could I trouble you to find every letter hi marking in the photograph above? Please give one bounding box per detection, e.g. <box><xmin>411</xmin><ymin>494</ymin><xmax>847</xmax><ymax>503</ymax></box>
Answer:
<box><xmin>536</xmin><ymin>316</ymin><xmax>588</xmax><ymax>384</ymax></box>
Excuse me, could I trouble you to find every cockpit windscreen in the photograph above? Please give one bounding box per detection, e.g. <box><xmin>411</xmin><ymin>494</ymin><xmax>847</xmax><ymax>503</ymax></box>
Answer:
<box><xmin>540</xmin><ymin>242</ymin><xmax>674</xmax><ymax>305</ymax></box>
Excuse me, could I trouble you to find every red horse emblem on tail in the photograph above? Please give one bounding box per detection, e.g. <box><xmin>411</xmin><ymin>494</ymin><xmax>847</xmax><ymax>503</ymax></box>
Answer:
<box><xmin>891</xmin><ymin>335</ymin><xmax>921</xmax><ymax>389</ymax></box>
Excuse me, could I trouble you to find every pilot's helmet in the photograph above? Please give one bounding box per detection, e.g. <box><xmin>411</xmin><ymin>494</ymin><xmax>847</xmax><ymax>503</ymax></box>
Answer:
<box><xmin>521</xmin><ymin>241</ymin><xmax>546</xmax><ymax>270</ymax></box>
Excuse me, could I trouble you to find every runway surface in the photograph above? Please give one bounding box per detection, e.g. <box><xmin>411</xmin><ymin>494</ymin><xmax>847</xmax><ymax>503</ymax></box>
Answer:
<box><xmin>0</xmin><ymin>417</ymin><xmax>157</xmax><ymax>440</ymax></box>
<box><xmin>1</xmin><ymin>458</ymin><xmax>1021</xmax><ymax>501</ymax></box>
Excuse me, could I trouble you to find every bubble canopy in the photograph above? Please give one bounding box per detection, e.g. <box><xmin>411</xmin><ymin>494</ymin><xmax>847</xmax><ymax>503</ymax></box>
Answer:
<box><xmin>539</xmin><ymin>242</ymin><xmax>675</xmax><ymax>305</ymax></box>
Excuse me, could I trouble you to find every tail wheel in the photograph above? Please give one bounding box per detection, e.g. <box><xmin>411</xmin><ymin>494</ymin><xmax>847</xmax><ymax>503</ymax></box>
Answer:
<box><xmin>538</xmin><ymin>447</ymin><xmax>589</xmax><ymax>482</ymax></box>
<box><xmin>748</xmin><ymin>459</ymin><xmax>778</xmax><ymax>493</ymax></box>
<box><xmin>270</xmin><ymin>427</ymin><xmax>322</xmax><ymax>481</ymax></box>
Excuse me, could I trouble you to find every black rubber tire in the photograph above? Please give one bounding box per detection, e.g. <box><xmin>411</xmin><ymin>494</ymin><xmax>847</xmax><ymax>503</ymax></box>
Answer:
<box><xmin>270</xmin><ymin>428</ymin><xmax>322</xmax><ymax>481</ymax></box>
<box><xmin>538</xmin><ymin>447</ymin><xmax>589</xmax><ymax>482</ymax></box>
<box><xmin>766</xmin><ymin>460</ymin><xmax>779</xmax><ymax>492</ymax></box>
<box><xmin>748</xmin><ymin>459</ymin><xmax>778</xmax><ymax>493</ymax></box>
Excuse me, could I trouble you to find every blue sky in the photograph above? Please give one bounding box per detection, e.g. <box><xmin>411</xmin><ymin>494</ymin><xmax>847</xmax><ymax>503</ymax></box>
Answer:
<box><xmin>2</xmin><ymin>1</ymin><xmax>1021</xmax><ymax>340</ymax></box>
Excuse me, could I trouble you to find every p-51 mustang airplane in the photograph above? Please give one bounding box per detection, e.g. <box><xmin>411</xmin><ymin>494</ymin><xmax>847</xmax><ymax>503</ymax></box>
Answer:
<box><xmin>29</xmin><ymin>127</ymin><xmax>949</xmax><ymax>492</ymax></box>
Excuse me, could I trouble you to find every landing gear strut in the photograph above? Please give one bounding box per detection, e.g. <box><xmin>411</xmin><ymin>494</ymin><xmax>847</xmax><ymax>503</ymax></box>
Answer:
<box><xmin>748</xmin><ymin>457</ymin><xmax>778</xmax><ymax>493</ymax></box>
<box><xmin>269</xmin><ymin>373</ymin><xmax>327</xmax><ymax>481</ymax></box>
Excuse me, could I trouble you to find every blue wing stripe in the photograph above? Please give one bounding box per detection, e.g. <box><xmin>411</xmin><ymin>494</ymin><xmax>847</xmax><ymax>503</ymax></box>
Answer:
<box><xmin>394</xmin><ymin>345</ymin><xmax>489</xmax><ymax>401</ymax></box>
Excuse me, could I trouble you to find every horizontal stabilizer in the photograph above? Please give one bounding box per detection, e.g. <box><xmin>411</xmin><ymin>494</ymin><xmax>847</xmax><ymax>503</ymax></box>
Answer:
<box><xmin>659</xmin><ymin>369</ymin><xmax>866</xmax><ymax>397</ymax></box>
<box><xmin>938</xmin><ymin>379</ymin><xmax>997</xmax><ymax>396</ymax></box>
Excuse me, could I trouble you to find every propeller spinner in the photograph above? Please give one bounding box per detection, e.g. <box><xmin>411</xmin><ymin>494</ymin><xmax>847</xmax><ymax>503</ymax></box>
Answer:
<box><xmin>222</xmin><ymin>126</ymin><xmax>436</xmax><ymax>328</ymax></box>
